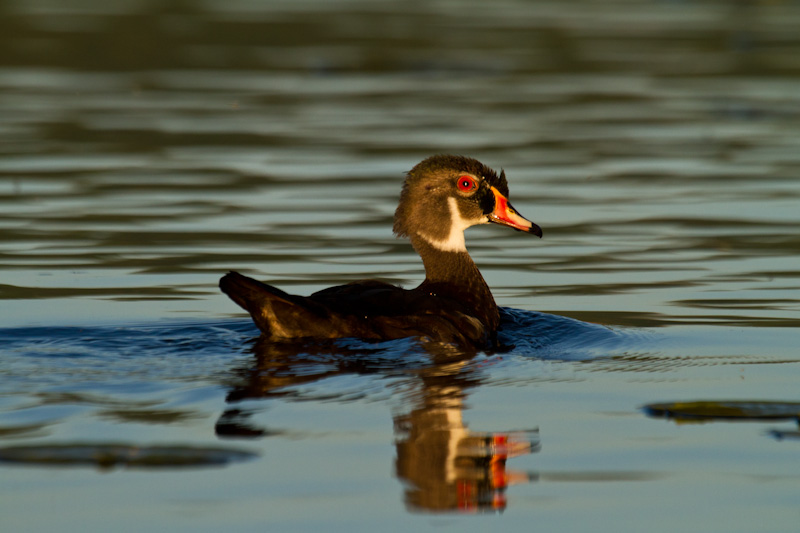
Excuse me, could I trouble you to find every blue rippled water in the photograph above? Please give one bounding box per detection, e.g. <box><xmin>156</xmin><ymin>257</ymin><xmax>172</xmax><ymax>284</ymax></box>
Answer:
<box><xmin>2</xmin><ymin>0</ymin><xmax>800</xmax><ymax>531</ymax></box>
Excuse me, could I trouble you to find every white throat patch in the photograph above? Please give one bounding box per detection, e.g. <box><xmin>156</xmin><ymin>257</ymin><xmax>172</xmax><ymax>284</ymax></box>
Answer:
<box><xmin>420</xmin><ymin>197</ymin><xmax>487</xmax><ymax>252</ymax></box>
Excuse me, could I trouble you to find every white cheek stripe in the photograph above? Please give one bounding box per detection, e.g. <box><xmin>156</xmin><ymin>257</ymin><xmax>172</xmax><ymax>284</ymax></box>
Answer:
<box><xmin>420</xmin><ymin>196</ymin><xmax>488</xmax><ymax>252</ymax></box>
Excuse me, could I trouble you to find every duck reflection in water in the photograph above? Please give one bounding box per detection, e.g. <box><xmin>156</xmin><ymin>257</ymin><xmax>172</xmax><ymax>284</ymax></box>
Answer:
<box><xmin>218</xmin><ymin>338</ymin><xmax>540</xmax><ymax>513</ymax></box>
<box><xmin>394</xmin><ymin>358</ymin><xmax>539</xmax><ymax>513</ymax></box>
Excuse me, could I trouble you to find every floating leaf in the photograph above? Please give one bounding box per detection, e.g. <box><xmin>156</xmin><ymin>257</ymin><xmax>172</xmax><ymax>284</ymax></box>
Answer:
<box><xmin>0</xmin><ymin>443</ymin><xmax>258</xmax><ymax>470</ymax></box>
<box><xmin>643</xmin><ymin>401</ymin><xmax>800</xmax><ymax>423</ymax></box>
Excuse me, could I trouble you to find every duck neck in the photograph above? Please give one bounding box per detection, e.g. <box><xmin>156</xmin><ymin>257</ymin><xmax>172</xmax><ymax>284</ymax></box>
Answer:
<box><xmin>411</xmin><ymin>237</ymin><xmax>479</xmax><ymax>283</ymax></box>
<box><xmin>410</xmin><ymin>235</ymin><xmax>499</xmax><ymax>327</ymax></box>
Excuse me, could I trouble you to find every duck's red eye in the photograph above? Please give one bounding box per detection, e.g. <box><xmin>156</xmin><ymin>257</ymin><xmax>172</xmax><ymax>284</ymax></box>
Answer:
<box><xmin>457</xmin><ymin>175</ymin><xmax>476</xmax><ymax>192</ymax></box>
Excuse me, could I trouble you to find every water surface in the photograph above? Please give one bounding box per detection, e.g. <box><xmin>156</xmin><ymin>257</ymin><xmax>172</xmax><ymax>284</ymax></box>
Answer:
<box><xmin>1</xmin><ymin>1</ymin><xmax>799</xmax><ymax>531</ymax></box>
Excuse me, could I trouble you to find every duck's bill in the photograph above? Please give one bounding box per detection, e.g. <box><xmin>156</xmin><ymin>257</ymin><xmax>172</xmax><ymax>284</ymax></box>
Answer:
<box><xmin>489</xmin><ymin>186</ymin><xmax>543</xmax><ymax>237</ymax></box>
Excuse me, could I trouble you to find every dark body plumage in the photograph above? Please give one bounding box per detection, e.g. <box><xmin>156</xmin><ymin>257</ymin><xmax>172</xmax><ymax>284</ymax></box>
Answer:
<box><xmin>220</xmin><ymin>155</ymin><xmax>541</xmax><ymax>350</ymax></box>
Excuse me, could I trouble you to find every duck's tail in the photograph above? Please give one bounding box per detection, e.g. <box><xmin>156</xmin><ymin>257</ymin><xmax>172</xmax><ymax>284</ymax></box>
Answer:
<box><xmin>220</xmin><ymin>271</ymin><xmax>324</xmax><ymax>337</ymax></box>
<box><xmin>219</xmin><ymin>271</ymin><xmax>288</xmax><ymax>313</ymax></box>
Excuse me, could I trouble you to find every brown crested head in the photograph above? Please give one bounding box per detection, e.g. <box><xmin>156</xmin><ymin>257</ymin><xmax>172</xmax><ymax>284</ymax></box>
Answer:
<box><xmin>393</xmin><ymin>155</ymin><xmax>540</xmax><ymax>250</ymax></box>
<box><xmin>393</xmin><ymin>155</ymin><xmax>508</xmax><ymax>240</ymax></box>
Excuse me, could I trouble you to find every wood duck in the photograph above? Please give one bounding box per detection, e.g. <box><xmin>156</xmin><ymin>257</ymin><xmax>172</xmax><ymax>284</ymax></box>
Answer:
<box><xmin>220</xmin><ymin>155</ymin><xmax>542</xmax><ymax>349</ymax></box>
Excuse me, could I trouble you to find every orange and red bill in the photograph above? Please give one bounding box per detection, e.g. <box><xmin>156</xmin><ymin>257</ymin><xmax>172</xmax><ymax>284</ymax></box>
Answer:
<box><xmin>489</xmin><ymin>186</ymin><xmax>542</xmax><ymax>237</ymax></box>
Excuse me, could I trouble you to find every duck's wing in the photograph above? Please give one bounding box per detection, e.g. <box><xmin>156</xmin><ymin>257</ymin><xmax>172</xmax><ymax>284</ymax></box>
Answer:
<box><xmin>311</xmin><ymin>280</ymin><xmax>490</xmax><ymax>348</ymax></box>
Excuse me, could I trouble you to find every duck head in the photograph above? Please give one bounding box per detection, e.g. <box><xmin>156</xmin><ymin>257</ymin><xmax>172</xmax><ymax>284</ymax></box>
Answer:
<box><xmin>393</xmin><ymin>155</ymin><xmax>542</xmax><ymax>252</ymax></box>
